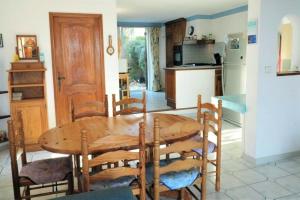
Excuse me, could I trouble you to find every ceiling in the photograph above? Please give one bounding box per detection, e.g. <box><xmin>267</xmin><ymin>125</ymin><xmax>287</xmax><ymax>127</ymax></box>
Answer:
<box><xmin>117</xmin><ymin>0</ymin><xmax>248</xmax><ymax>23</ymax></box>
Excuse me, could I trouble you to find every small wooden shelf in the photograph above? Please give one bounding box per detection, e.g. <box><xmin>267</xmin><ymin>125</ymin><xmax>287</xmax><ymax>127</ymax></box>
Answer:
<box><xmin>8</xmin><ymin>61</ymin><xmax>48</xmax><ymax>149</ymax></box>
<box><xmin>11</xmin><ymin>98</ymin><xmax>45</xmax><ymax>103</ymax></box>
<box><xmin>11</xmin><ymin>83</ymin><xmax>44</xmax><ymax>88</ymax></box>
<box><xmin>119</xmin><ymin>73</ymin><xmax>130</xmax><ymax>100</ymax></box>
<box><xmin>8</xmin><ymin>68</ymin><xmax>46</xmax><ymax>73</ymax></box>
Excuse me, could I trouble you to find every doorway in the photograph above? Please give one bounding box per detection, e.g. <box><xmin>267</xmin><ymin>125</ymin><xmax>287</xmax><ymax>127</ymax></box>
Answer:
<box><xmin>50</xmin><ymin>13</ymin><xmax>106</xmax><ymax>126</ymax></box>
<box><xmin>118</xmin><ymin>27</ymin><xmax>171</xmax><ymax>111</ymax></box>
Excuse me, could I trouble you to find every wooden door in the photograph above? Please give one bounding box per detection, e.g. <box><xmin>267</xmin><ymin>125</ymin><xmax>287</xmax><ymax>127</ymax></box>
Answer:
<box><xmin>50</xmin><ymin>13</ymin><xmax>106</xmax><ymax>126</ymax></box>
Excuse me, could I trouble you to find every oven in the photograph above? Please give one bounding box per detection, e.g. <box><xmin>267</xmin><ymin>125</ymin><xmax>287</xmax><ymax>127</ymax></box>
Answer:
<box><xmin>173</xmin><ymin>45</ymin><xmax>183</xmax><ymax>66</ymax></box>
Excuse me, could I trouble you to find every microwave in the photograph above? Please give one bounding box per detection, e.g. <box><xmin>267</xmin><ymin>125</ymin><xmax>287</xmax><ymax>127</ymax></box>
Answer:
<box><xmin>173</xmin><ymin>45</ymin><xmax>183</xmax><ymax>66</ymax></box>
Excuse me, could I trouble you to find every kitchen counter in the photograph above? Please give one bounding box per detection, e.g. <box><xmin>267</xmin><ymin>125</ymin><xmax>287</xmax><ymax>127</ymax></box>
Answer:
<box><xmin>164</xmin><ymin>66</ymin><xmax>222</xmax><ymax>108</ymax></box>
<box><xmin>164</xmin><ymin>65</ymin><xmax>222</xmax><ymax>71</ymax></box>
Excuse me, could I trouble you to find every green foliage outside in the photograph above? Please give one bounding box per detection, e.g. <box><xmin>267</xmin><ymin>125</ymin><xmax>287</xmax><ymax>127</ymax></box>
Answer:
<box><xmin>126</xmin><ymin>36</ymin><xmax>146</xmax><ymax>82</ymax></box>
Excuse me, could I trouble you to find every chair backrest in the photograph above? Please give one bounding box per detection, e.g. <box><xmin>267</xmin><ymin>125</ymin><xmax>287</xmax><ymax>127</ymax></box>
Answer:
<box><xmin>112</xmin><ymin>91</ymin><xmax>146</xmax><ymax>116</ymax></box>
<box><xmin>197</xmin><ymin>95</ymin><xmax>222</xmax><ymax>137</ymax></box>
<box><xmin>8</xmin><ymin>111</ymin><xmax>28</xmax><ymax>197</ymax></box>
<box><xmin>153</xmin><ymin>114</ymin><xmax>209</xmax><ymax>200</ymax></box>
<box><xmin>81</xmin><ymin>122</ymin><xmax>146</xmax><ymax>200</ymax></box>
<box><xmin>71</xmin><ymin>95</ymin><xmax>108</xmax><ymax>121</ymax></box>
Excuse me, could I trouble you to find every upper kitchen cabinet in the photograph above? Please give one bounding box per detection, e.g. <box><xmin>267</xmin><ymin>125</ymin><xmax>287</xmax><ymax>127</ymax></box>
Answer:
<box><xmin>165</xmin><ymin>18</ymin><xmax>187</xmax><ymax>67</ymax></box>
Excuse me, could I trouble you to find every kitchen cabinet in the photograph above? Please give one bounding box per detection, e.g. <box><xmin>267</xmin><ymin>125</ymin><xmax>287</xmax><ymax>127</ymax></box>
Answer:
<box><xmin>165</xmin><ymin>67</ymin><xmax>222</xmax><ymax>109</ymax></box>
<box><xmin>165</xmin><ymin>18</ymin><xmax>186</xmax><ymax>67</ymax></box>
<box><xmin>165</xmin><ymin>70</ymin><xmax>176</xmax><ymax>107</ymax></box>
<box><xmin>215</xmin><ymin>69</ymin><xmax>223</xmax><ymax>96</ymax></box>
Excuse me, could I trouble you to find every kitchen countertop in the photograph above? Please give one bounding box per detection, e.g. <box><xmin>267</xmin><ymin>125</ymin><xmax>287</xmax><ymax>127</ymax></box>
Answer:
<box><xmin>164</xmin><ymin>65</ymin><xmax>222</xmax><ymax>71</ymax></box>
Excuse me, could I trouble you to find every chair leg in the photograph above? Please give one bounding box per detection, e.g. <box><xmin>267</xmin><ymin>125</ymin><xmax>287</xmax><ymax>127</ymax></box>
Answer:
<box><xmin>25</xmin><ymin>186</ymin><xmax>31</xmax><ymax>200</ymax></box>
<box><xmin>67</xmin><ymin>173</ymin><xmax>74</xmax><ymax>195</ymax></box>
<box><xmin>216</xmin><ymin>152</ymin><xmax>221</xmax><ymax>191</ymax></box>
<box><xmin>75</xmin><ymin>155</ymin><xmax>82</xmax><ymax>192</ymax></box>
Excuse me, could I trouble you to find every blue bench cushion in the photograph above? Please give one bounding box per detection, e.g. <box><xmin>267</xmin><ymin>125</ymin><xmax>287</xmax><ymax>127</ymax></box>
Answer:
<box><xmin>89</xmin><ymin>175</ymin><xmax>136</xmax><ymax>190</ymax></box>
<box><xmin>52</xmin><ymin>186</ymin><xmax>137</xmax><ymax>200</ymax></box>
<box><xmin>190</xmin><ymin>135</ymin><xmax>216</xmax><ymax>155</ymax></box>
<box><xmin>146</xmin><ymin>159</ymin><xmax>200</xmax><ymax>190</ymax></box>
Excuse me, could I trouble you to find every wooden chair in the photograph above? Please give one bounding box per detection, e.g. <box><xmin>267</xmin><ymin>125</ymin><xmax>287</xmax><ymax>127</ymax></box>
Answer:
<box><xmin>71</xmin><ymin>96</ymin><xmax>109</xmax><ymax>189</ymax></box>
<box><xmin>148</xmin><ymin>114</ymin><xmax>209</xmax><ymax>200</ymax></box>
<box><xmin>183</xmin><ymin>95</ymin><xmax>222</xmax><ymax>192</ymax></box>
<box><xmin>81</xmin><ymin>122</ymin><xmax>146</xmax><ymax>200</ymax></box>
<box><xmin>8</xmin><ymin>111</ymin><xmax>74</xmax><ymax>200</ymax></box>
<box><xmin>71</xmin><ymin>95</ymin><xmax>108</xmax><ymax>121</ymax></box>
<box><xmin>112</xmin><ymin>91</ymin><xmax>146</xmax><ymax>116</ymax></box>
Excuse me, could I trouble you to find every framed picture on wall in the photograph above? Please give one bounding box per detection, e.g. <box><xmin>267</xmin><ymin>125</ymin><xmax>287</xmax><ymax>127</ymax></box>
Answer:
<box><xmin>0</xmin><ymin>34</ymin><xmax>3</xmax><ymax>48</ymax></box>
<box><xmin>248</xmin><ymin>20</ymin><xmax>258</xmax><ymax>44</ymax></box>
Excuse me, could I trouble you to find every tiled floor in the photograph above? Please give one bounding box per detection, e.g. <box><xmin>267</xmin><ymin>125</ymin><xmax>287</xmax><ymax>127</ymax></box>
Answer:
<box><xmin>2</xmin><ymin>110</ymin><xmax>300</xmax><ymax>199</ymax></box>
<box><xmin>130</xmin><ymin>90</ymin><xmax>172</xmax><ymax>111</ymax></box>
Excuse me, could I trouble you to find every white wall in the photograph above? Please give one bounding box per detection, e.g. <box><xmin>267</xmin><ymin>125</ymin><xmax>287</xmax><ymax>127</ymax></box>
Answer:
<box><xmin>0</xmin><ymin>0</ymin><xmax>119</xmax><ymax>131</ymax></box>
<box><xmin>211</xmin><ymin>12</ymin><xmax>248</xmax><ymax>42</ymax></box>
<box><xmin>186</xmin><ymin>19</ymin><xmax>212</xmax><ymax>39</ymax></box>
<box><xmin>245</xmin><ymin>0</ymin><xmax>300</xmax><ymax>161</ymax></box>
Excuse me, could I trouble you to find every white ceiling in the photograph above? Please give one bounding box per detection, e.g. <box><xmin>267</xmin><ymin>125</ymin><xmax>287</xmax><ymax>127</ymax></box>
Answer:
<box><xmin>117</xmin><ymin>0</ymin><xmax>248</xmax><ymax>23</ymax></box>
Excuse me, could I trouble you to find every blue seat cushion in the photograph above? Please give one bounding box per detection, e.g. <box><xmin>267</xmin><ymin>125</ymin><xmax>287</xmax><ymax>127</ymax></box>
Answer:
<box><xmin>52</xmin><ymin>186</ymin><xmax>137</xmax><ymax>200</ymax></box>
<box><xmin>89</xmin><ymin>175</ymin><xmax>136</xmax><ymax>190</ymax></box>
<box><xmin>146</xmin><ymin>159</ymin><xmax>200</xmax><ymax>190</ymax></box>
<box><xmin>190</xmin><ymin>135</ymin><xmax>216</xmax><ymax>155</ymax></box>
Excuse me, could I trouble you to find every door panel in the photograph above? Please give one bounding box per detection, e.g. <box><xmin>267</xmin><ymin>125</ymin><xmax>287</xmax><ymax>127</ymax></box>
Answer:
<box><xmin>50</xmin><ymin>13</ymin><xmax>105</xmax><ymax>126</ymax></box>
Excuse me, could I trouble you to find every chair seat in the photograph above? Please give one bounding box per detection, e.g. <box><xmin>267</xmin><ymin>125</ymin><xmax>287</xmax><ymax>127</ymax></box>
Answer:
<box><xmin>146</xmin><ymin>159</ymin><xmax>200</xmax><ymax>190</ymax></box>
<box><xmin>52</xmin><ymin>186</ymin><xmax>137</xmax><ymax>200</ymax></box>
<box><xmin>86</xmin><ymin>175</ymin><xmax>136</xmax><ymax>191</ymax></box>
<box><xmin>20</xmin><ymin>156</ymin><xmax>72</xmax><ymax>184</ymax></box>
<box><xmin>191</xmin><ymin>135</ymin><xmax>216</xmax><ymax>155</ymax></box>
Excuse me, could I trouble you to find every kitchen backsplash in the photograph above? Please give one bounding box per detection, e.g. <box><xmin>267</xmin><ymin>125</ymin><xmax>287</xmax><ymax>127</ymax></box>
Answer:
<box><xmin>182</xmin><ymin>44</ymin><xmax>215</xmax><ymax>64</ymax></box>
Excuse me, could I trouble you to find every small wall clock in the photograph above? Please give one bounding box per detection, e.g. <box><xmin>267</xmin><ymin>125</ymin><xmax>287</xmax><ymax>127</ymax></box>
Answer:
<box><xmin>106</xmin><ymin>35</ymin><xmax>115</xmax><ymax>56</ymax></box>
<box><xmin>188</xmin><ymin>26</ymin><xmax>195</xmax><ymax>36</ymax></box>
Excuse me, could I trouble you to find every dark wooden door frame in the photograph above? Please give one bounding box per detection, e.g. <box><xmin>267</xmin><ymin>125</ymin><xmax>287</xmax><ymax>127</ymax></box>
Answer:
<box><xmin>49</xmin><ymin>12</ymin><xmax>106</xmax><ymax>125</ymax></box>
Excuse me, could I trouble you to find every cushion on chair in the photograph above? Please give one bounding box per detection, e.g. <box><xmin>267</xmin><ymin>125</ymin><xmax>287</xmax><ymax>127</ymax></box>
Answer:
<box><xmin>190</xmin><ymin>135</ymin><xmax>216</xmax><ymax>155</ymax></box>
<box><xmin>146</xmin><ymin>159</ymin><xmax>200</xmax><ymax>190</ymax></box>
<box><xmin>19</xmin><ymin>157</ymin><xmax>72</xmax><ymax>184</ymax></box>
<box><xmin>88</xmin><ymin>175</ymin><xmax>136</xmax><ymax>190</ymax></box>
<box><xmin>51</xmin><ymin>186</ymin><xmax>137</xmax><ymax>200</ymax></box>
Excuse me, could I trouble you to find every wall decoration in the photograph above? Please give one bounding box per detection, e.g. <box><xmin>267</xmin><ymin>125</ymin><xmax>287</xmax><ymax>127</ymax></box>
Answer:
<box><xmin>248</xmin><ymin>20</ymin><xmax>257</xmax><ymax>44</ymax></box>
<box><xmin>0</xmin><ymin>34</ymin><xmax>3</xmax><ymax>48</ymax></box>
<box><xmin>16</xmin><ymin>35</ymin><xmax>39</xmax><ymax>60</ymax></box>
<box><xmin>106</xmin><ymin>35</ymin><xmax>115</xmax><ymax>56</ymax></box>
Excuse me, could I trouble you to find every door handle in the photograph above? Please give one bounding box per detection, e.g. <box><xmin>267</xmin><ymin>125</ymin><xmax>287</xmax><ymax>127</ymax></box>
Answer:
<box><xmin>57</xmin><ymin>73</ymin><xmax>65</xmax><ymax>92</ymax></box>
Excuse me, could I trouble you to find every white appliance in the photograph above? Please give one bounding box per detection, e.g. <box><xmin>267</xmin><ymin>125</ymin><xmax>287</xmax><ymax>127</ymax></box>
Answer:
<box><xmin>216</xmin><ymin>33</ymin><xmax>247</xmax><ymax>126</ymax></box>
<box><xmin>118</xmin><ymin>58</ymin><xmax>128</xmax><ymax>73</ymax></box>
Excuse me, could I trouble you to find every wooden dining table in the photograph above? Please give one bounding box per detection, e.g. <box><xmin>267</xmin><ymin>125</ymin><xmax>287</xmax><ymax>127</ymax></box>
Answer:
<box><xmin>39</xmin><ymin>113</ymin><xmax>201</xmax><ymax>155</ymax></box>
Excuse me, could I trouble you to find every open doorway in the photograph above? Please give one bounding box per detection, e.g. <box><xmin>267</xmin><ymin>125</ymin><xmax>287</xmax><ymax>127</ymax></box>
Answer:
<box><xmin>118</xmin><ymin>27</ymin><xmax>172</xmax><ymax>111</ymax></box>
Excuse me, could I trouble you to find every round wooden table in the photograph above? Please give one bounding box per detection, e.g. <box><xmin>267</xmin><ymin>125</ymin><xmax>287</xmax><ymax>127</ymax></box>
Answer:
<box><xmin>39</xmin><ymin>113</ymin><xmax>201</xmax><ymax>154</ymax></box>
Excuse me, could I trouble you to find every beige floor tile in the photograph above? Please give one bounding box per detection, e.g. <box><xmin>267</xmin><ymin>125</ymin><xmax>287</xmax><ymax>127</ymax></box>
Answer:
<box><xmin>209</xmin><ymin>173</ymin><xmax>245</xmax><ymax>190</ymax></box>
<box><xmin>0</xmin><ymin>185</ymin><xmax>14</xmax><ymax>200</ymax></box>
<box><xmin>226</xmin><ymin>186</ymin><xmax>264</xmax><ymax>200</ymax></box>
<box><xmin>276</xmin><ymin>160</ymin><xmax>300</xmax><ymax>174</ymax></box>
<box><xmin>222</xmin><ymin>159</ymin><xmax>249</xmax><ymax>172</ymax></box>
<box><xmin>207</xmin><ymin>192</ymin><xmax>232</xmax><ymax>200</ymax></box>
<box><xmin>255</xmin><ymin>164</ymin><xmax>290</xmax><ymax>179</ymax></box>
<box><xmin>251</xmin><ymin>181</ymin><xmax>293</xmax><ymax>199</ymax></box>
<box><xmin>0</xmin><ymin>174</ymin><xmax>13</xmax><ymax>187</ymax></box>
<box><xmin>276</xmin><ymin>175</ymin><xmax>300</xmax><ymax>193</ymax></box>
<box><xmin>233</xmin><ymin>169</ymin><xmax>267</xmax><ymax>184</ymax></box>
<box><xmin>276</xmin><ymin>194</ymin><xmax>300</xmax><ymax>200</ymax></box>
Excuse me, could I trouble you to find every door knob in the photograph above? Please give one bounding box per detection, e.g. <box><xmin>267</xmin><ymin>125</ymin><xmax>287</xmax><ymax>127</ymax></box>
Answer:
<box><xmin>58</xmin><ymin>73</ymin><xmax>65</xmax><ymax>92</ymax></box>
